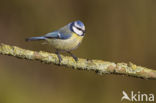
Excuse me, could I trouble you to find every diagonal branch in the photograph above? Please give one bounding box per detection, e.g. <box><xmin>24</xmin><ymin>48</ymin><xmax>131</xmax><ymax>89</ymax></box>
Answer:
<box><xmin>0</xmin><ymin>43</ymin><xmax>156</xmax><ymax>79</ymax></box>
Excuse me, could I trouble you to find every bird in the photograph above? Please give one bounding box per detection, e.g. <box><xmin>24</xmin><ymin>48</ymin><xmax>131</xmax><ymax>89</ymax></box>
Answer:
<box><xmin>26</xmin><ymin>20</ymin><xmax>86</xmax><ymax>63</ymax></box>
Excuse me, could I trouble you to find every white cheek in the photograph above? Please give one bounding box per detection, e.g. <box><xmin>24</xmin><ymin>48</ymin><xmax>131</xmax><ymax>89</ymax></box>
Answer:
<box><xmin>73</xmin><ymin>26</ymin><xmax>83</xmax><ymax>36</ymax></box>
<box><xmin>82</xmin><ymin>26</ymin><xmax>85</xmax><ymax>31</ymax></box>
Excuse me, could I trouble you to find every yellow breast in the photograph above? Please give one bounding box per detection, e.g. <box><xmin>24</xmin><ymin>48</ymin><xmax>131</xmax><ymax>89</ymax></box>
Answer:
<box><xmin>46</xmin><ymin>33</ymin><xmax>83</xmax><ymax>51</ymax></box>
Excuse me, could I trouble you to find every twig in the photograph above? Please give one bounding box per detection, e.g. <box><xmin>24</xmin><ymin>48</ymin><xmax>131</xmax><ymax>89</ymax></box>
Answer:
<box><xmin>0</xmin><ymin>43</ymin><xmax>156</xmax><ymax>79</ymax></box>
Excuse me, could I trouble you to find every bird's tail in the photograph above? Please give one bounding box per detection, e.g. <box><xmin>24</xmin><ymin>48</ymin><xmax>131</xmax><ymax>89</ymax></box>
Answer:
<box><xmin>25</xmin><ymin>36</ymin><xmax>46</xmax><ymax>41</ymax></box>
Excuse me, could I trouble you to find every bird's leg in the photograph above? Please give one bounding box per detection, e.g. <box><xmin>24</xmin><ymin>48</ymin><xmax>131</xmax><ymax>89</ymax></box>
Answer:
<box><xmin>67</xmin><ymin>51</ymin><xmax>78</xmax><ymax>62</ymax></box>
<box><xmin>55</xmin><ymin>50</ymin><xmax>62</xmax><ymax>64</ymax></box>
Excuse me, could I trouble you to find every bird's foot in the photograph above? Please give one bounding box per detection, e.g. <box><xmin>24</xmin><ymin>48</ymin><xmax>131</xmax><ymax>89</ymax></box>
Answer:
<box><xmin>67</xmin><ymin>51</ymin><xmax>78</xmax><ymax>62</ymax></box>
<box><xmin>55</xmin><ymin>50</ymin><xmax>62</xmax><ymax>64</ymax></box>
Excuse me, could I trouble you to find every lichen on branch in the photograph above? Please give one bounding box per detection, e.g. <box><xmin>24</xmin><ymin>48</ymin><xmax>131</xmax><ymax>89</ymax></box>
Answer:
<box><xmin>0</xmin><ymin>43</ymin><xmax>156</xmax><ymax>79</ymax></box>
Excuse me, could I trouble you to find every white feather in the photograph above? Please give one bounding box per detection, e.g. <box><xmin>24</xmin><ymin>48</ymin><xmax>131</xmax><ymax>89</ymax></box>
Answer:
<box><xmin>72</xmin><ymin>26</ymin><xmax>83</xmax><ymax>36</ymax></box>
<box><xmin>74</xmin><ymin>22</ymin><xmax>85</xmax><ymax>31</ymax></box>
<box><xmin>74</xmin><ymin>22</ymin><xmax>81</xmax><ymax>28</ymax></box>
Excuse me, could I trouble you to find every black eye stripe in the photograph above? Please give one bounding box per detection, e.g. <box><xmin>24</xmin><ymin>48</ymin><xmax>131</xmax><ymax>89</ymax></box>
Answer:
<box><xmin>77</xmin><ymin>27</ymin><xmax>82</xmax><ymax>30</ymax></box>
<box><xmin>73</xmin><ymin>26</ymin><xmax>85</xmax><ymax>32</ymax></box>
<box><xmin>75</xmin><ymin>26</ymin><xmax>82</xmax><ymax>30</ymax></box>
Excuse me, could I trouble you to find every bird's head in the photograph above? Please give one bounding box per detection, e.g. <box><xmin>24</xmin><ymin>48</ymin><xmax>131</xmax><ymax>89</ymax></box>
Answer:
<box><xmin>70</xmin><ymin>20</ymin><xmax>85</xmax><ymax>36</ymax></box>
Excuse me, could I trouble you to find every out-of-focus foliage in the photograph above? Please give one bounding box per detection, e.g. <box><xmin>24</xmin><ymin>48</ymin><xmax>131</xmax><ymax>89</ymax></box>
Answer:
<box><xmin>0</xmin><ymin>0</ymin><xmax>155</xmax><ymax>103</ymax></box>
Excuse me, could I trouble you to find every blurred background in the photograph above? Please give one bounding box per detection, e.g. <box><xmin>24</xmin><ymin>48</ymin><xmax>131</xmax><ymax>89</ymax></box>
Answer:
<box><xmin>0</xmin><ymin>0</ymin><xmax>156</xmax><ymax>103</ymax></box>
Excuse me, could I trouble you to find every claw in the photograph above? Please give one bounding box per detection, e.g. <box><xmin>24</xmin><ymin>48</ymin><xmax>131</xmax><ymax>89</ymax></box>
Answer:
<box><xmin>67</xmin><ymin>51</ymin><xmax>78</xmax><ymax>62</ymax></box>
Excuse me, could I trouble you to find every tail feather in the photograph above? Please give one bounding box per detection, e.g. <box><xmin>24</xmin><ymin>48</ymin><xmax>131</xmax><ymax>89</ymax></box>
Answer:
<box><xmin>25</xmin><ymin>36</ymin><xmax>46</xmax><ymax>41</ymax></box>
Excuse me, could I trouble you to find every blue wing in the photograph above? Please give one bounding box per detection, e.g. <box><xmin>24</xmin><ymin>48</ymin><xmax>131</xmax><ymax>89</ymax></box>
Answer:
<box><xmin>44</xmin><ymin>31</ymin><xmax>71</xmax><ymax>39</ymax></box>
<box><xmin>26</xmin><ymin>25</ymin><xmax>72</xmax><ymax>41</ymax></box>
<box><xmin>26</xmin><ymin>31</ymin><xmax>72</xmax><ymax>41</ymax></box>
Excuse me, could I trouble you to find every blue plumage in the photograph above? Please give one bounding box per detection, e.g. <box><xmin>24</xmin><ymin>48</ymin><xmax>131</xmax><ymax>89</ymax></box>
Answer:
<box><xmin>26</xmin><ymin>20</ymin><xmax>86</xmax><ymax>63</ymax></box>
<box><xmin>76</xmin><ymin>20</ymin><xmax>84</xmax><ymax>27</ymax></box>
<box><xmin>26</xmin><ymin>31</ymin><xmax>71</xmax><ymax>41</ymax></box>
<box><xmin>45</xmin><ymin>31</ymin><xmax>71</xmax><ymax>39</ymax></box>
<box><xmin>25</xmin><ymin>36</ymin><xmax>46</xmax><ymax>41</ymax></box>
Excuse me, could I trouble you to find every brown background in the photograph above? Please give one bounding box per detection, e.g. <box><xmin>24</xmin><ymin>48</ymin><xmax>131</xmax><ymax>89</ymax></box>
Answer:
<box><xmin>0</xmin><ymin>0</ymin><xmax>156</xmax><ymax>103</ymax></box>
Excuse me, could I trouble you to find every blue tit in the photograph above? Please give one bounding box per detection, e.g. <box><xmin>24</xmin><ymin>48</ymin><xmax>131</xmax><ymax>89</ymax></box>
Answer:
<box><xmin>26</xmin><ymin>20</ymin><xmax>86</xmax><ymax>63</ymax></box>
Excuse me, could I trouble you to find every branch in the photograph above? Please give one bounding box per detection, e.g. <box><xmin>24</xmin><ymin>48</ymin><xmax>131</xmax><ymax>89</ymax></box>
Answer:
<box><xmin>0</xmin><ymin>43</ymin><xmax>156</xmax><ymax>79</ymax></box>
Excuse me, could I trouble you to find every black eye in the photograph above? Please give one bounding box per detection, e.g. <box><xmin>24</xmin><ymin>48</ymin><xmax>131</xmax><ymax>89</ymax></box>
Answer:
<box><xmin>77</xmin><ymin>27</ymin><xmax>85</xmax><ymax>33</ymax></box>
<box><xmin>72</xmin><ymin>25</ymin><xmax>85</xmax><ymax>35</ymax></box>
<box><xmin>76</xmin><ymin>27</ymin><xmax>82</xmax><ymax>31</ymax></box>
<box><xmin>75</xmin><ymin>26</ymin><xmax>85</xmax><ymax>32</ymax></box>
